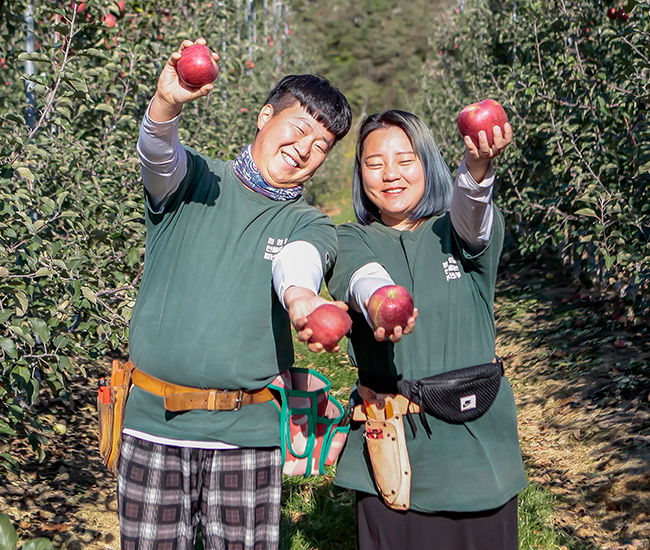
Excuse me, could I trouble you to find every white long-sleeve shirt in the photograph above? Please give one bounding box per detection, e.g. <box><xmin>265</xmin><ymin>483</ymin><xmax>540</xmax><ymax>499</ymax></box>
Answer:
<box><xmin>128</xmin><ymin>108</ymin><xmax>325</xmax><ymax>449</ymax></box>
<box><xmin>137</xmin><ymin>105</ymin><xmax>324</xmax><ymax>310</ymax></box>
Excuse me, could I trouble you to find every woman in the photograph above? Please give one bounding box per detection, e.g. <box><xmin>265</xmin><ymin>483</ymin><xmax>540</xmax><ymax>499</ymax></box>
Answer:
<box><xmin>327</xmin><ymin>110</ymin><xmax>527</xmax><ymax>549</ymax></box>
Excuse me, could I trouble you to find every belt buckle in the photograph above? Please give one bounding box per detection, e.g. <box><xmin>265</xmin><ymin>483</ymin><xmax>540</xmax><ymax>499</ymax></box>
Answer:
<box><xmin>233</xmin><ymin>389</ymin><xmax>244</xmax><ymax>411</ymax></box>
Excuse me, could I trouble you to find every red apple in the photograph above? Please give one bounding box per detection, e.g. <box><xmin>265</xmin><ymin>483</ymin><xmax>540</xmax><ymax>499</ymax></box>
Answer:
<box><xmin>367</xmin><ymin>285</ymin><xmax>414</xmax><ymax>335</ymax></box>
<box><xmin>176</xmin><ymin>44</ymin><xmax>219</xmax><ymax>88</ymax></box>
<box><xmin>456</xmin><ymin>98</ymin><xmax>508</xmax><ymax>148</ymax></box>
<box><xmin>607</xmin><ymin>7</ymin><xmax>618</xmax><ymax>19</ymax></box>
<box><xmin>616</xmin><ymin>9</ymin><xmax>630</xmax><ymax>21</ymax></box>
<box><xmin>102</xmin><ymin>12</ymin><xmax>117</xmax><ymax>28</ymax></box>
<box><xmin>306</xmin><ymin>304</ymin><xmax>352</xmax><ymax>352</ymax></box>
<box><xmin>72</xmin><ymin>1</ymin><xmax>87</xmax><ymax>14</ymax></box>
<box><xmin>116</xmin><ymin>1</ymin><xmax>126</xmax><ymax>16</ymax></box>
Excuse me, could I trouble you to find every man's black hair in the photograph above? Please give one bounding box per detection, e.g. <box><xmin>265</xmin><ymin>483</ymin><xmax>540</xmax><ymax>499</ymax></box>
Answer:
<box><xmin>263</xmin><ymin>74</ymin><xmax>352</xmax><ymax>142</ymax></box>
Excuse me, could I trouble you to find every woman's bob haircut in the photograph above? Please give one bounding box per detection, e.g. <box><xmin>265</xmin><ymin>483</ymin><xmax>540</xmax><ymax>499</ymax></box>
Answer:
<box><xmin>352</xmin><ymin>110</ymin><xmax>454</xmax><ymax>226</ymax></box>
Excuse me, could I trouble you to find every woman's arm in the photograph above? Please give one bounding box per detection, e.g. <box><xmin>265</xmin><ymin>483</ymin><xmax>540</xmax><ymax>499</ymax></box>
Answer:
<box><xmin>347</xmin><ymin>262</ymin><xmax>417</xmax><ymax>343</ymax></box>
<box><xmin>451</xmin><ymin>122</ymin><xmax>513</xmax><ymax>253</ymax></box>
<box><xmin>450</xmin><ymin>160</ymin><xmax>495</xmax><ymax>255</ymax></box>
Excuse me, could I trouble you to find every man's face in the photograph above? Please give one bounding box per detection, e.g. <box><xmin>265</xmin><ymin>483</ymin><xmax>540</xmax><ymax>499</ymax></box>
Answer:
<box><xmin>250</xmin><ymin>102</ymin><xmax>336</xmax><ymax>189</ymax></box>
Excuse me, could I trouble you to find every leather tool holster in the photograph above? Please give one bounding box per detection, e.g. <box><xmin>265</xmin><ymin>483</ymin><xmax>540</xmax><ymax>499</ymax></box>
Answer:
<box><xmin>358</xmin><ymin>390</ymin><xmax>412</xmax><ymax>511</ymax></box>
<box><xmin>97</xmin><ymin>359</ymin><xmax>134</xmax><ymax>476</ymax></box>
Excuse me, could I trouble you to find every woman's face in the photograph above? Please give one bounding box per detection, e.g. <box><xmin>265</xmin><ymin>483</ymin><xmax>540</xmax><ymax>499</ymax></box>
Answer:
<box><xmin>360</xmin><ymin>126</ymin><xmax>426</xmax><ymax>230</ymax></box>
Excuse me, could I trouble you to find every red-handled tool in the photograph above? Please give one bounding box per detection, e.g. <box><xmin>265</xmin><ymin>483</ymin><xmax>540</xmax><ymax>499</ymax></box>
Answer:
<box><xmin>98</xmin><ymin>377</ymin><xmax>111</xmax><ymax>404</ymax></box>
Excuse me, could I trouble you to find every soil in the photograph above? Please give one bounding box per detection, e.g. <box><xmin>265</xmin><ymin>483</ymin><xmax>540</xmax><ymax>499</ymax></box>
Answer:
<box><xmin>1</xmin><ymin>265</ymin><xmax>649</xmax><ymax>550</ymax></box>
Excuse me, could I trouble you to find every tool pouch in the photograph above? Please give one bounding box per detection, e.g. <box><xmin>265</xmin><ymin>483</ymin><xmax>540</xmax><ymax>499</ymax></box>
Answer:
<box><xmin>364</xmin><ymin>397</ymin><xmax>411</xmax><ymax>510</ymax></box>
<box><xmin>269</xmin><ymin>367</ymin><xmax>350</xmax><ymax>477</ymax></box>
<box><xmin>97</xmin><ymin>359</ymin><xmax>133</xmax><ymax>476</ymax></box>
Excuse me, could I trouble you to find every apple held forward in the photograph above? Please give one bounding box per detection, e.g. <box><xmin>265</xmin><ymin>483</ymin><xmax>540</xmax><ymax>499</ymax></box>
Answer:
<box><xmin>367</xmin><ymin>285</ymin><xmax>414</xmax><ymax>335</ymax></box>
<box><xmin>177</xmin><ymin>44</ymin><xmax>219</xmax><ymax>88</ymax></box>
<box><xmin>456</xmin><ymin>98</ymin><xmax>508</xmax><ymax>148</ymax></box>
<box><xmin>306</xmin><ymin>304</ymin><xmax>352</xmax><ymax>351</ymax></box>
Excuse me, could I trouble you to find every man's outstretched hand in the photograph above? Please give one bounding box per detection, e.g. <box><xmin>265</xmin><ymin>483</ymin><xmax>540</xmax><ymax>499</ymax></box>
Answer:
<box><xmin>284</xmin><ymin>287</ymin><xmax>349</xmax><ymax>354</ymax></box>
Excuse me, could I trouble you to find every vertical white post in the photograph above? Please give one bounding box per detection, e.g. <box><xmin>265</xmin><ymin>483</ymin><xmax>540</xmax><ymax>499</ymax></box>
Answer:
<box><xmin>24</xmin><ymin>1</ymin><xmax>36</xmax><ymax>129</ymax></box>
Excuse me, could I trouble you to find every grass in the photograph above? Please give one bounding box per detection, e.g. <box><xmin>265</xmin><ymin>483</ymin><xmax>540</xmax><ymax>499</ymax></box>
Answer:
<box><xmin>518</xmin><ymin>481</ymin><xmax>573</xmax><ymax>550</ymax></box>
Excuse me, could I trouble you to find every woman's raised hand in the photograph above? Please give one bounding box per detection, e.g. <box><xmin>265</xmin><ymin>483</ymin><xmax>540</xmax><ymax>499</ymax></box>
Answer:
<box><xmin>463</xmin><ymin>122</ymin><xmax>513</xmax><ymax>182</ymax></box>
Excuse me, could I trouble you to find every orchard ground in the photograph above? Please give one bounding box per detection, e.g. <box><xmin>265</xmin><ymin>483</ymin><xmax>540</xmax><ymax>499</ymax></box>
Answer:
<box><xmin>0</xmin><ymin>263</ymin><xmax>649</xmax><ymax>550</ymax></box>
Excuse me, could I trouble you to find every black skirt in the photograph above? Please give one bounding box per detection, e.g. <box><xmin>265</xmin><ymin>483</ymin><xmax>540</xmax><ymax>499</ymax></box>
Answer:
<box><xmin>356</xmin><ymin>492</ymin><xmax>518</xmax><ymax>550</ymax></box>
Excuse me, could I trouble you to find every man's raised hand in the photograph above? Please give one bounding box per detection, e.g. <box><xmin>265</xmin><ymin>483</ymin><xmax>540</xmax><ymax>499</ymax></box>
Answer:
<box><xmin>149</xmin><ymin>39</ymin><xmax>220</xmax><ymax>122</ymax></box>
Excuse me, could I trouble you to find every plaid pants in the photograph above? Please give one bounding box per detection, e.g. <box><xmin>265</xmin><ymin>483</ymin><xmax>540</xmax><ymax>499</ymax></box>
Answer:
<box><xmin>118</xmin><ymin>435</ymin><xmax>282</xmax><ymax>550</ymax></box>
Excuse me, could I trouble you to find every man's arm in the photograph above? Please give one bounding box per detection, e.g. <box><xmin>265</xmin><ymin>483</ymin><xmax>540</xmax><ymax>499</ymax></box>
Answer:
<box><xmin>272</xmin><ymin>241</ymin><xmax>348</xmax><ymax>353</ymax></box>
<box><xmin>137</xmin><ymin>105</ymin><xmax>187</xmax><ymax>209</ymax></box>
<box><xmin>138</xmin><ymin>39</ymin><xmax>219</xmax><ymax>208</ymax></box>
<box><xmin>148</xmin><ymin>38</ymin><xmax>219</xmax><ymax>123</ymax></box>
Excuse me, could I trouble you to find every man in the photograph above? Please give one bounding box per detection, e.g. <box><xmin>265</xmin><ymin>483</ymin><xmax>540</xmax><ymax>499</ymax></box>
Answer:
<box><xmin>118</xmin><ymin>39</ymin><xmax>352</xmax><ymax>550</ymax></box>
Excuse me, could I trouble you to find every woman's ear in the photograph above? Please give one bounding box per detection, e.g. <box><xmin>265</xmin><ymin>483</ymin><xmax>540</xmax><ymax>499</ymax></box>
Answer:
<box><xmin>257</xmin><ymin>104</ymin><xmax>275</xmax><ymax>131</ymax></box>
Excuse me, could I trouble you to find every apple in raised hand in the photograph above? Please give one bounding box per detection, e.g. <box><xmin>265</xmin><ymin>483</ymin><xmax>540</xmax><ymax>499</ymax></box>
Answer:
<box><xmin>306</xmin><ymin>304</ymin><xmax>352</xmax><ymax>352</ymax></box>
<box><xmin>456</xmin><ymin>98</ymin><xmax>508</xmax><ymax>148</ymax></box>
<box><xmin>367</xmin><ymin>285</ymin><xmax>414</xmax><ymax>335</ymax></box>
<box><xmin>177</xmin><ymin>44</ymin><xmax>219</xmax><ymax>88</ymax></box>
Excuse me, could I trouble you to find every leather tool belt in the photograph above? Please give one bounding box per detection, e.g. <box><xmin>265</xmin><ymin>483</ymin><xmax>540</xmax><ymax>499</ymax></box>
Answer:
<box><xmin>96</xmin><ymin>359</ymin><xmax>274</xmax><ymax>476</ymax></box>
<box><xmin>129</xmin><ymin>362</ymin><xmax>275</xmax><ymax>412</ymax></box>
<box><xmin>353</xmin><ymin>384</ymin><xmax>413</xmax><ymax>511</ymax></box>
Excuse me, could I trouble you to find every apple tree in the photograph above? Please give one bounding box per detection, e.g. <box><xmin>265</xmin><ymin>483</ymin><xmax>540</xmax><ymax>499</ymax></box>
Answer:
<box><xmin>418</xmin><ymin>0</ymin><xmax>650</xmax><ymax>322</ymax></box>
<box><xmin>0</xmin><ymin>0</ymin><xmax>301</xmax><ymax>467</ymax></box>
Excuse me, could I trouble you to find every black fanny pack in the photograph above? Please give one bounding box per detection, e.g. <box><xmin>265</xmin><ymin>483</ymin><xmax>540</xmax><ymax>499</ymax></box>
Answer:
<box><xmin>396</xmin><ymin>358</ymin><xmax>504</xmax><ymax>436</ymax></box>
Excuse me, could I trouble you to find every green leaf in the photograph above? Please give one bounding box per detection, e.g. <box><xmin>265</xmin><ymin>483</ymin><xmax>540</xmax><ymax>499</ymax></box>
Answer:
<box><xmin>81</xmin><ymin>286</ymin><xmax>97</xmax><ymax>304</ymax></box>
<box><xmin>0</xmin><ymin>514</ymin><xmax>18</xmax><ymax>550</ymax></box>
<box><xmin>9</xmin><ymin>326</ymin><xmax>35</xmax><ymax>347</ymax></box>
<box><xmin>2</xmin><ymin>114</ymin><xmax>26</xmax><ymax>125</ymax></box>
<box><xmin>32</xmin><ymin>267</ymin><xmax>54</xmax><ymax>277</ymax></box>
<box><xmin>29</xmin><ymin>318</ymin><xmax>50</xmax><ymax>345</ymax></box>
<box><xmin>12</xmin><ymin>365</ymin><xmax>31</xmax><ymax>385</ymax></box>
<box><xmin>16</xmin><ymin>167</ymin><xmax>35</xmax><ymax>182</ymax></box>
<box><xmin>17</xmin><ymin>52</ymin><xmax>52</xmax><ymax>63</ymax></box>
<box><xmin>21</xmin><ymin>539</ymin><xmax>55</xmax><ymax>550</ymax></box>
<box><xmin>0</xmin><ymin>422</ymin><xmax>18</xmax><ymax>436</ymax></box>
<box><xmin>77</xmin><ymin>48</ymin><xmax>111</xmax><ymax>60</ymax></box>
<box><xmin>0</xmin><ymin>338</ymin><xmax>18</xmax><ymax>359</ymax></box>
<box><xmin>94</xmin><ymin>104</ymin><xmax>115</xmax><ymax>115</ymax></box>
<box><xmin>14</xmin><ymin>292</ymin><xmax>28</xmax><ymax>317</ymax></box>
<box><xmin>575</xmin><ymin>208</ymin><xmax>597</xmax><ymax>218</ymax></box>
<box><xmin>58</xmin><ymin>355</ymin><xmax>71</xmax><ymax>371</ymax></box>
<box><xmin>0</xmin><ymin>310</ymin><xmax>12</xmax><ymax>324</ymax></box>
<box><xmin>637</xmin><ymin>162</ymin><xmax>650</xmax><ymax>176</ymax></box>
<box><xmin>55</xmin><ymin>191</ymin><xmax>69</xmax><ymax>209</ymax></box>
<box><xmin>52</xmin><ymin>335</ymin><xmax>69</xmax><ymax>350</ymax></box>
